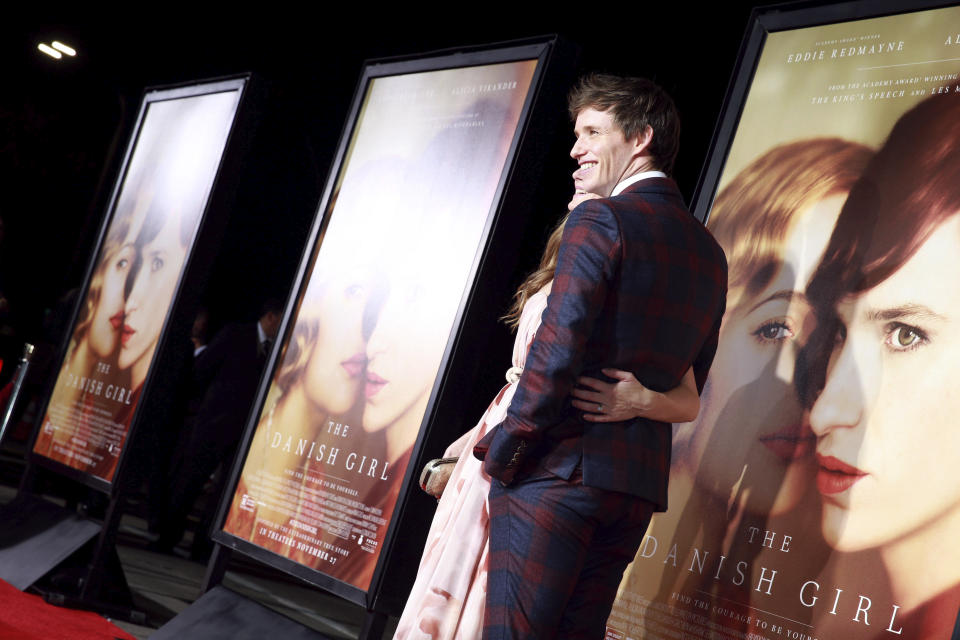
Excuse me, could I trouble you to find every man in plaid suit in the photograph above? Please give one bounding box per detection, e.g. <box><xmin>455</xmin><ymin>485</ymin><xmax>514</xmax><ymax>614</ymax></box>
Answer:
<box><xmin>475</xmin><ymin>74</ymin><xmax>728</xmax><ymax>638</ymax></box>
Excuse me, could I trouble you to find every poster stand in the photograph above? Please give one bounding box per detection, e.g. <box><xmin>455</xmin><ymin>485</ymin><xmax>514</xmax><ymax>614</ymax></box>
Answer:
<box><xmin>0</xmin><ymin>473</ymin><xmax>148</xmax><ymax>624</ymax></box>
<box><xmin>0</xmin><ymin>351</ymin><xmax>140</xmax><ymax>619</ymax></box>
<box><xmin>200</xmin><ymin>546</ymin><xmax>388</xmax><ymax>639</ymax></box>
<box><xmin>150</xmin><ymin>585</ymin><xmax>337</xmax><ymax>640</ymax></box>
<box><xmin>0</xmin><ymin>493</ymin><xmax>100</xmax><ymax>590</ymax></box>
<box><xmin>40</xmin><ymin>545</ymin><xmax>142</xmax><ymax>624</ymax></box>
<box><xmin>204</xmin><ymin>36</ymin><xmax>576</xmax><ymax>638</ymax></box>
<box><xmin>602</xmin><ymin>2</ymin><xmax>960</xmax><ymax>639</ymax></box>
<box><xmin>0</xmin><ymin>74</ymin><xmax>258</xmax><ymax>629</ymax></box>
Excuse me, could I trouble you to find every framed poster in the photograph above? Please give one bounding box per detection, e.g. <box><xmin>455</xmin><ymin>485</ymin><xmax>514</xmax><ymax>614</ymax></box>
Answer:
<box><xmin>213</xmin><ymin>40</ymin><xmax>553</xmax><ymax>606</ymax></box>
<box><xmin>607</xmin><ymin>2</ymin><xmax>960</xmax><ymax>639</ymax></box>
<box><xmin>31</xmin><ymin>78</ymin><xmax>246</xmax><ymax>492</ymax></box>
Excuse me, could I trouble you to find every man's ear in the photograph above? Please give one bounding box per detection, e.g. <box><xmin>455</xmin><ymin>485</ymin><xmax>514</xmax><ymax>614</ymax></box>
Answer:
<box><xmin>632</xmin><ymin>124</ymin><xmax>654</xmax><ymax>157</ymax></box>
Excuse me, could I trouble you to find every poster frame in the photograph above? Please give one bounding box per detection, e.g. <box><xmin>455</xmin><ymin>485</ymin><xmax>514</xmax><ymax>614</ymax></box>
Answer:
<box><xmin>604</xmin><ymin>1</ymin><xmax>960</xmax><ymax>637</ymax></box>
<box><xmin>27</xmin><ymin>76</ymin><xmax>250</xmax><ymax>496</ymax></box>
<box><xmin>211</xmin><ymin>37</ymin><xmax>559</xmax><ymax>610</ymax></box>
<box><xmin>690</xmin><ymin>0</ymin><xmax>959</xmax><ymax>224</ymax></box>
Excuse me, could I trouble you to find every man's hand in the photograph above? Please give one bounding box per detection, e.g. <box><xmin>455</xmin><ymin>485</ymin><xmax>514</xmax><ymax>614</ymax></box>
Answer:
<box><xmin>568</xmin><ymin>189</ymin><xmax>601</xmax><ymax>211</ymax></box>
<box><xmin>572</xmin><ymin>368</ymin><xmax>654</xmax><ymax>422</ymax></box>
<box><xmin>573</xmin><ymin>366</ymin><xmax>700</xmax><ymax>423</ymax></box>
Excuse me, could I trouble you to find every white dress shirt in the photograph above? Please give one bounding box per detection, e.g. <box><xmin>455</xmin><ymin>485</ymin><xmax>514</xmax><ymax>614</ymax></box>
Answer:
<box><xmin>611</xmin><ymin>170</ymin><xmax>668</xmax><ymax>196</ymax></box>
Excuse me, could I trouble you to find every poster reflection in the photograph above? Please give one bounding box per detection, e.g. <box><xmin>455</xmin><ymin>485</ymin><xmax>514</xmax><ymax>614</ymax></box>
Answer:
<box><xmin>223</xmin><ymin>60</ymin><xmax>539</xmax><ymax>590</ymax></box>
<box><xmin>34</xmin><ymin>91</ymin><xmax>241</xmax><ymax>482</ymax></box>
<box><xmin>607</xmin><ymin>6</ymin><xmax>960</xmax><ymax>638</ymax></box>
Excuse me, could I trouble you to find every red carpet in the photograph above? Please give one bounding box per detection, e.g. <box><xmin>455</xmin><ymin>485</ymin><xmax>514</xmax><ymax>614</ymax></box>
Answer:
<box><xmin>0</xmin><ymin>579</ymin><xmax>135</xmax><ymax>640</ymax></box>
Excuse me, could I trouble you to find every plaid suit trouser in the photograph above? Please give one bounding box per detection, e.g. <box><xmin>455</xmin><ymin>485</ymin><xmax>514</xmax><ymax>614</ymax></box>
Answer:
<box><xmin>483</xmin><ymin>467</ymin><xmax>654</xmax><ymax>639</ymax></box>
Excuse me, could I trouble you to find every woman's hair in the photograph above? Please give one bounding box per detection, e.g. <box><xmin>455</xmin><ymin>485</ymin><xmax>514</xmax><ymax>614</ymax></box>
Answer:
<box><xmin>798</xmin><ymin>89</ymin><xmax>960</xmax><ymax>407</ymax></box>
<box><xmin>671</xmin><ymin>138</ymin><xmax>872</xmax><ymax>460</ymax></box>
<box><xmin>275</xmin><ymin>314</ymin><xmax>317</xmax><ymax>393</ymax></box>
<box><xmin>135</xmin><ymin>197</ymin><xmax>198</xmax><ymax>249</ymax></box>
<box><xmin>707</xmin><ymin>138</ymin><xmax>873</xmax><ymax>313</ymax></box>
<box><xmin>503</xmin><ymin>213</ymin><xmax>568</xmax><ymax>328</ymax></box>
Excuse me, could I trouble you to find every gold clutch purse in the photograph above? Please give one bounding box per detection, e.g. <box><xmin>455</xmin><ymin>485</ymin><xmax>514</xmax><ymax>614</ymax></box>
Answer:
<box><xmin>419</xmin><ymin>457</ymin><xmax>458</xmax><ymax>498</ymax></box>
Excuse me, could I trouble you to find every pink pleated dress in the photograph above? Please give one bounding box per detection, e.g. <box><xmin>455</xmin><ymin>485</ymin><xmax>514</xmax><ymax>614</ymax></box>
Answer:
<box><xmin>394</xmin><ymin>286</ymin><xmax>549</xmax><ymax>640</ymax></box>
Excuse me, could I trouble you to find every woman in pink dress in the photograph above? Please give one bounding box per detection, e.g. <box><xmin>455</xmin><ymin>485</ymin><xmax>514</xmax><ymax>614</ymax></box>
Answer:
<box><xmin>395</xmin><ymin>204</ymin><xmax>702</xmax><ymax>639</ymax></box>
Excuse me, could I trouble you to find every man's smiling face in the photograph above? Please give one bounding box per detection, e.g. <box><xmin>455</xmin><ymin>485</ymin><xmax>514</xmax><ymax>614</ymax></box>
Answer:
<box><xmin>570</xmin><ymin>107</ymin><xmax>638</xmax><ymax>198</ymax></box>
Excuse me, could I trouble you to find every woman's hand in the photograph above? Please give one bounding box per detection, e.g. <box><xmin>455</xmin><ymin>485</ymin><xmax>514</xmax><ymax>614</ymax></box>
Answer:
<box><xmin>568</xmin><ymin>190</ymin><xmax>601</xmax><ymax>211</ymax></box>
<box><xmin>572</xmin><ymin>368</ymin><xmax>653</xmax><ymax>422</ymax></box>
<box><xmin>420</xmin><ymin>458</ymin><xmax>457</xmax><ymax>499</ymax></box>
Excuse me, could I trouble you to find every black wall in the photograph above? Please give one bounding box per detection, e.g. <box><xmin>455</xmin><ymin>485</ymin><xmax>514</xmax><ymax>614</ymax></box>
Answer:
<box><xmin>2</xmin><ymin>7</ymin><xmax>759</xmax><ymax>411</ymax></box>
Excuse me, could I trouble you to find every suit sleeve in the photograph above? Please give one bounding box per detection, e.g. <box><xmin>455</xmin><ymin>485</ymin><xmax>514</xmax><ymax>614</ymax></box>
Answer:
<box><xmin>480</xmin><ymin>202</ymin><xmax>621</xmax><ymax>484</ymax></box>
<box><xmin>691</xmin><ymin>298</ymin><xmax>723</xmax><ymax>394</ymax></box>
<box><xmin>691</xmin><ymin>251</ymin><xmax>727</xmax><ymax>393</ymax></box>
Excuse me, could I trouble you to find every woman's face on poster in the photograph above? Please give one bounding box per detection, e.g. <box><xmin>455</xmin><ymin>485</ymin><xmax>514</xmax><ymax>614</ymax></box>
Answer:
<box><xmin>362</xmin><ymin>279</ymin><xmax>447</xmax><ymax>434</ymax></box>
<box><xmin>118</xmin><ymin>213</ymin><xmax>187</xmax><ymax>375</ymax></box>
<box><xmin>809</xmin><ymin>213</ymin><xmax>960</xmax><ymax>551</ymax></box>
<box><xmin>302</xmin><ymin>275</ymin><xmax>370</xmax><ymax>415</ymax></box>
<box><xmin>685</xmin><ymin>193</ymin><xmax>846</xmax><ymax>515</ymax></box>
<box><xmin>88</xmin><ymin>243</ymin><xmax>135</xmax><ymax>359</ymax></box>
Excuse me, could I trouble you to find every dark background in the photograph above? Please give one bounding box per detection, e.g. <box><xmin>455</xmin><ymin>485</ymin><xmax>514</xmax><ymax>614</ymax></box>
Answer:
<box><xmin>1</xmin><ymin>7</ymin><xmax>762</xmax><ymax>347</ymax></box>
<box><xmin>0</xmin><ymin>9</ymin><xmax>776</xmax><ymax>476</ymax></box>
<box><xmin>1</xmin><ymin>4</ymin><xmax>765</xmax><ymax>609</ymax></box>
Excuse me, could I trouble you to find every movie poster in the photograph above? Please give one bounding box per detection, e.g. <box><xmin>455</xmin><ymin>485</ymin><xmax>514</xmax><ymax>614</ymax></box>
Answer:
<box><xmin>33</xmin><ymin>88</ymin><xmax>242</xmax><ymax>483</ymax></box>
<box><xmin>222</xmin><ymin>60</ymin><xmax>538</xmax><ymax>591</ymax></box>
<box><xmin>607</xmin><ymin>5</ymin><xmax>960</xmax><ymax>640</ymax></box>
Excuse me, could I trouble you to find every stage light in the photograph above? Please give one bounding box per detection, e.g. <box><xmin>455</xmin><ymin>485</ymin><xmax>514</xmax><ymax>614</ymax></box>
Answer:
<box><xmin>51</xmin><ymin>41</ymin><xmax>76</xmax><ymax>56</ymax></box>
<box><xmin>37</xmin><ymin>43</ymin><xmax>62</xmax><ymax>59</ymax></box>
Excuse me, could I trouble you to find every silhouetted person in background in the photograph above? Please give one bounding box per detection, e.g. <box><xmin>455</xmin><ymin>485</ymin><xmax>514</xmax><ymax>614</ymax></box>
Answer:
<box><xmin>143</xmin><ymin>308</ymin><xmax>211</xmax><ymax>533</ymax></box>
<box><xmin>190</xmin><ymin>308</ymin><xmax>211</xmax><ymax>357</ymax></box>
<box><xmin>154</xmin><ymin>299</ymin><xmax>282</xmax><ymax>560</ymax></box>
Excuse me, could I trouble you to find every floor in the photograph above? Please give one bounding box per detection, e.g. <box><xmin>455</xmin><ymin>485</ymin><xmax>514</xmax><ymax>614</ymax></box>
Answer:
<box><xmin>0</xmin><ymin>449</ymin><xmax>399</xmax><ymax>640</ymax></box>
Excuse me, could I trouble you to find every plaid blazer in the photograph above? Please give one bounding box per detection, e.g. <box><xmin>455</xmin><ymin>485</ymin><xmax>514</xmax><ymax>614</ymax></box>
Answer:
<box><xmin>477</xmin><ymin>177</ymin><xmax>727</xmax><ymax>510</ymax></box>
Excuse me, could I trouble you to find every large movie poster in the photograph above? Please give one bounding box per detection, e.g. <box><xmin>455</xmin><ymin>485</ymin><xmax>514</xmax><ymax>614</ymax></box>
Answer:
<box><xmin>608</xmin><ymin>5</ymin><xmax>960</xmax><ymax>640</ymax></box>
<box><xmin>222</xmin><ymin>60</ymin><xmax>538</xmax><ymax>591</ymax></box>
<box><xmin>33</xmin><ymin>88</ymin><xmax>242</xmax><ymax>483</ymax></box>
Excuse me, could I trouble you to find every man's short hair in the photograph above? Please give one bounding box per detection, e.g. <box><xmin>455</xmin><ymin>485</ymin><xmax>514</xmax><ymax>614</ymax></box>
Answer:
<box><xmin>259</xmin><ymin>297</ymin><xmax>284</xmax><ymax>319</ymax></box>
<box><xmin>568</xmin><ymin>73</ymin><xmax>681</xmax><ymax>174</ymax></box>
